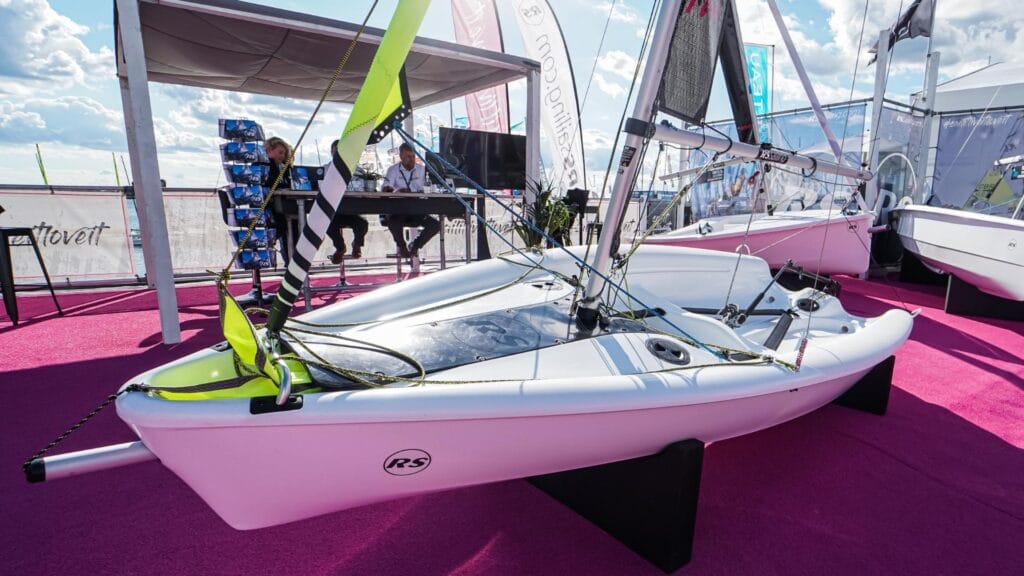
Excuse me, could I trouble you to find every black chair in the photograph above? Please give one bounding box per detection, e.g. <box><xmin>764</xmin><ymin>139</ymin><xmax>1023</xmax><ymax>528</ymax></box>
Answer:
<box><xmin>564</xmin><ymin>188</ymin><xmax>590</xmax><ymax>245</ymax></box>
<box><xmin>0</xmin><ymin>227</ymin><xmax>63</xmax><ymax>325</ymax></box>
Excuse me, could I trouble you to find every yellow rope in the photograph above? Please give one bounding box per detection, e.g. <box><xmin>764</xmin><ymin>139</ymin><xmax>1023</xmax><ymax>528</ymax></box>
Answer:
<box><xmin>219</xmin><ymin>0</ymin><xmax>382</xmax><ymax>290</ymax></box>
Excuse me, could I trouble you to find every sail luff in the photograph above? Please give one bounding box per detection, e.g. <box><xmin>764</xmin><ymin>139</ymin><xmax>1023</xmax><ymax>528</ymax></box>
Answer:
<box><xmin>266</xmin><ymin>0</ymin><xmax>431</xmax><ymax>333</ymax></box>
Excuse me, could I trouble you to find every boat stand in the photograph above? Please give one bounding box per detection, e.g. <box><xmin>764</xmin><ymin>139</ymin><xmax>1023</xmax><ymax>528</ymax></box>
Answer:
<box><xmin>899</xmin><ymin>251</ymin><xmax>1024</xmax><ymax>321</ymax></box>
<box><xmin>832</xmin><ymin>355</ymin><xmax>896</xmax><ymax>416</ymax></box>
<box><xmin>897</xmin><ymin>250</ymin><xmax>946</xmax><ymax>286</ymax></box>
<box><xmin>528</xmin><ymin>438</ymin><xmax>704</xmax><ymax>573</ymax></box>
<box><xmin>944</xmin><ymin>275</ymin><xmax>1024</xmax><ymax>322</ymax></box>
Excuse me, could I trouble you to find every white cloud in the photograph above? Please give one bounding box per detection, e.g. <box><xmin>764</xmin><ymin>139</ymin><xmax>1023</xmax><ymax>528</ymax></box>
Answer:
<box><xmin>596</xmin><ymin>1</ymin><xmax>639</xmax><ymax>25</ymax></box>
<box><xmin>0</xmin><ymin>0</ymin><xmax>114</xmax><ymax>96</ymax></box>
<box><xmin>581</xmin><ymin>128</ymin><xmax>612</xmax><ymax>152</ymax></box>
<box><xmin>733</xmin><ymin>0</ymin><xmax>1024</xmax><ymax>110</ymax></box>
<box><xmin>0</xmin><ymin>96</ymin><xmax>124</xmax><ymax>148</ymax></box>
<box><xmin>592</xmin><ymin>73</ymin><xmax>625</xmax><ymax>99</ymax></box>
<box><xmin>596</xmin><ymin>50</ymin><xmax>638</xmax><ymax>81</ymax></box>
<box><xmin>574</xmin><ymin>0</ymin><xmax>646</xmax><ymax>39</ymax></box>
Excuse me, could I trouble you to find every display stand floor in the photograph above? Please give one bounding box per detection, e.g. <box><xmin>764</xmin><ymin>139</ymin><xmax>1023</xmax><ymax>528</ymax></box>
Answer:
<box><xmin>2</xmin><ymin>271</ymin><xmax>1021</xmax><ymax>576</ymax></box>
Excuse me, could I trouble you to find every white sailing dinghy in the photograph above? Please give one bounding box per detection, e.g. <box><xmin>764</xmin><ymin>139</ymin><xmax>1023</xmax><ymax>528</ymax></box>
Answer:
<box><xmin>25</xmin><ymin>0</ymin><xmax>913</xmax><ymax>531</ymax></box>
<box><xmin>643</xmin><ymin>0</ymin><xmax>873</xmax><ymax>277</ymax></box>
<box><xmin>646</xmin><ymin>209</ymin><xmax>874</xmax><ymax>276</ymax></box>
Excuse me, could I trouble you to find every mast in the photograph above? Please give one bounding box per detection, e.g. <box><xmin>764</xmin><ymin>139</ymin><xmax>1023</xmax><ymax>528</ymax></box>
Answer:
<box><xmin>915</xmin><ymin>51</ymin><xmax>940</xmax><ymax>203</ymax></box>
<box><xmin>915</xmin><ymin>2</ymin><xmax>940</xmax><ymax>203</ymax></box>
<box><xmin>867</xmin><ymin>28</ymin><xmax>891</xmax><ymax>210</ymax></box>
<box><xmin>576</xmin><ymin>0</ymin><xmax>683</xmax><ymax>328</ymax></box>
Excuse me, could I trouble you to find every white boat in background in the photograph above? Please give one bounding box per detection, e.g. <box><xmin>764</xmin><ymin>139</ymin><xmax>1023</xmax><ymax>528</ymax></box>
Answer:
<box><xmin>895</xmin><ymin>203</ymin><xmax>1024</xmax><ymax>300</ymax></box>
<box><xmin>646</xmin><ymin>209</ymin><xmax>873</xmax><ymax>276</ymax></box>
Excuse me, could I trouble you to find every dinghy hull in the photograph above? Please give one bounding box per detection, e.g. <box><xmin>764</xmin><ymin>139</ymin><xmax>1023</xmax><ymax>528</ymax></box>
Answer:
<box><xmin>118</xmin><ymin>360</ymin><xmax>889</xmax><ymax>529</ymax></box>
<box><xmin>895</xmin><ymin>205</ymin><xmax>1024</xmax><ymax>300</ymax></box>
<box><xmin>115</xmin><ymin>247</ymin><xmax>911</xmax><ymax>531</ymax></box>
<box><xmin>645</xmin><ymin>210</ymin><xmax>873</xmax><ymax>276</ymax></box>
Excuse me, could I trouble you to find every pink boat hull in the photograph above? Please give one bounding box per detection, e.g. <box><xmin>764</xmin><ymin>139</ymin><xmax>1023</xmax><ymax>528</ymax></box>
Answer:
<box><xmin>646</xmin><ymin>211</ymin><xmax>873</xmax><ymax>275</ymax></box>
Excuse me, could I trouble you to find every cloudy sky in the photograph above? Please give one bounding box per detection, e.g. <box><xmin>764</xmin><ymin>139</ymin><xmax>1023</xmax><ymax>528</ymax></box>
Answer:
<box><xmin>0</xmin><ymin>0</ymin><xmax>1019</xmax><ymax>189</ymax></box>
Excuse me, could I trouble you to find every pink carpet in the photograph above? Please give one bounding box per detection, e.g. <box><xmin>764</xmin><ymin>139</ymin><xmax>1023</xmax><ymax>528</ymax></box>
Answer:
<box><xmin>1</xmin><ymin>273</ymin><xmax>1021</xmax><ymax>575</ymax></box>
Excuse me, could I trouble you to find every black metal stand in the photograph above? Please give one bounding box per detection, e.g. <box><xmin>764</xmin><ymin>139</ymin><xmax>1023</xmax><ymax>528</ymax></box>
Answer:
<box><xmin>898</xmin><ymin>250</ymin><xmax>946</xmax><ymax>286</ymax></box>
<box><xmin>0</xmin><ymin>227</ymin><xmax>63</xmax><ymax>325</ymax></box>
<box><xmin>528</xmin><ymin>439</ymin><xmax>705</xmax><ymax>573</ymax></box>
<box><xmin>832</xmin><ymin>355</ymin><xmax>895</xmax><ymax>416</ymax></box>
<box><xmin>944</xmin><ymin>274</ymin><xmax>1024</xmax><ymax>321</ymax></box>
<box><xmin>235</xmin><ymin>267</ymin><xmax>275</xmax><ymax>308</ymax></box>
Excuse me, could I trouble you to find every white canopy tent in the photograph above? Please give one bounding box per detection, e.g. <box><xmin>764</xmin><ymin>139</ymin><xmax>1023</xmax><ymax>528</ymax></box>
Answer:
<box><xmin>114</xmin><ymin>0</ymin><xmax>542</xmax><ymax>343</ymax></box>
<box><xmin>913</xmin><ymin>62</ymin><xmax>1024</xmax><ymax>113</ymax></box>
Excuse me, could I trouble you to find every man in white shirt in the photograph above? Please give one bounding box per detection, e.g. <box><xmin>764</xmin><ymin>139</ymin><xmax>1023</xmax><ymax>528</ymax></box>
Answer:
<box><xmin>381</xmin><ymin>143</ymin><xmax>440</xmax><ymax>258</ymax></box>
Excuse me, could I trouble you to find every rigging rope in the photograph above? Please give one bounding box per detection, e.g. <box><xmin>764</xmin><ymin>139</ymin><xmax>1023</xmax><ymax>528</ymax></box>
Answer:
<box><xmin>793</xmin><ymin>0</ymin><xmax>875</xmax><ymax>350</ymax></box>
<box><xmin>218</xmin><ymin>0</ymin><xmax>381</xmax><ymax>288</ymax></box>
<box><xmin>572</xmin><ymin>0</ymin><xmax>662</xmax><ymax>291</ymax></box>
<box><xmin>552</xmin><ymin>0</ymin><xmax>620</xmax><ymax>192</ymax></box>
<box><xmin>395</xmin><ymin>125</ymin><xmax>725</xmax><ymax>359</ymax></box>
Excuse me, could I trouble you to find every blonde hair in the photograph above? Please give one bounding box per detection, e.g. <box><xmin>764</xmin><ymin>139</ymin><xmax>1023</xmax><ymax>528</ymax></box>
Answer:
<box><xmin>266</xmin><ymin>136</ymin><xmax>292</xmax><ymax>161</ymax></box>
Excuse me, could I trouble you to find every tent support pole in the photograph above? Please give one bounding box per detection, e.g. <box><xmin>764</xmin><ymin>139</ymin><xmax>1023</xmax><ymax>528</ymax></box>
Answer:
<box><xmin>867</xmin><ymin>28</ymin><xmax>891</xmax><ymax>210</ymax></box>
<box><xmin>525</xmin><ymin>68</ymin><xmax>541</xmax><ymax>204</ymax></box>
<box><xmin>916</xmin><ymin>51</ymin><xmax>940</xmax><ymax>203</ymax></box>
<box><xmin>116</xmin><ymin>0</ymin><xmax>180</xmax><ymax>344</ymax></box>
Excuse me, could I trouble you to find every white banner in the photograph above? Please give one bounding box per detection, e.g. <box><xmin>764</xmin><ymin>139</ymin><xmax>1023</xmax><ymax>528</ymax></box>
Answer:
<box><xmin>513</xmin><ymin>0</ymin><xmax>586</xmax><ymax>190</ymax></box>
<box><xmin>0</xmin><ymin>188</ymin><xmax>135</xmax><ymax>282</ymax></box>
<box><xmin>161</xmin><ymin>190</ymin><xmax>237</xmax><ymax>275</ymax></box>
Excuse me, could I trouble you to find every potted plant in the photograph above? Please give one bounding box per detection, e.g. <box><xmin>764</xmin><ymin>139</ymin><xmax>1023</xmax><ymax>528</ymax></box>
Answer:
<box><xmin>354</xmin><ymin>167</ymin><xmax>384</xmax><ymax>192</ymax></box>
<box><xmin>514</xmin><ymin>180</ymin><xmax>574</xmax><ymax>249</ymax></box>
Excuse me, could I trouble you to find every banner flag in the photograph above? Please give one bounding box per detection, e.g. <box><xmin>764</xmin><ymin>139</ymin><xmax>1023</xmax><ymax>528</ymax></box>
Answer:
<box><xmin>869</xmin><ymin>0</ymin><xmax>935</xmax><ymax>62</ymax></box>
<box><xmin>744</xmin><ymin>44</ymin><xmax>771</xmax><ymax>143</ymax></box>
<box><xmin>512</xmin><ymin>0</ymin><xmax>586</xmax><ymax>190</ymax></box>
<box><xmin>451</xmin><ymin>0</ymin><xmax>510</xmax><ymax>133</ymax></box>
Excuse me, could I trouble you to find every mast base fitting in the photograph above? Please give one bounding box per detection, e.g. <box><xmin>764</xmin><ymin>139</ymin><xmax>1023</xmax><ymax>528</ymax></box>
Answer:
<box><xmin>576</xmin><ymin>306</ymin><xmax>600</xmax><ymax>332</ymax></box>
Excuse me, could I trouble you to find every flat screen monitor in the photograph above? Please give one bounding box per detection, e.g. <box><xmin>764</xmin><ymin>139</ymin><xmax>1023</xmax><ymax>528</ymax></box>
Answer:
<box><xmin>290</xmin><ymin>166</ymin><xmax>324</xmax><ymax>191</ymax></box>
<box><xmin>437</xmin><ymin>128</ymin><xmax>526</xmax><ymax>190</ymax></box>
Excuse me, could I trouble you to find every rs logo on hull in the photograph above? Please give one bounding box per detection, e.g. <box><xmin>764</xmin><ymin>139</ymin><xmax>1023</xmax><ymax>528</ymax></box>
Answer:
<box><xmin>383</xmin><ymin>449</ymin><xmax>432</xmax><ymax>476</ymax></box>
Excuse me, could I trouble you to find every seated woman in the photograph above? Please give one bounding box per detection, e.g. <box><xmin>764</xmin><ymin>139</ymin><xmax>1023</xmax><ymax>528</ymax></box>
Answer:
<box><xmin>263</xmin><ymin>136</ymin><xmax>296</xmax><ymax>265</ymax></box>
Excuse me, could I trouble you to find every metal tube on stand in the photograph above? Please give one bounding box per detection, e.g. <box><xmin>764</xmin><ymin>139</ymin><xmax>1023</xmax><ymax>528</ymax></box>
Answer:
<box><xmin>25</xmin><ymin>441</ymin><xmax>157</xmax><ymax>483</ymax></box>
